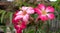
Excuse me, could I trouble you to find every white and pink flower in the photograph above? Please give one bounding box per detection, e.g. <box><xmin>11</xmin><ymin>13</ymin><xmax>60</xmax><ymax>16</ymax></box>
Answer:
<box><xmin>14</xmin><ymin>6</ymin><xmax>34</xmax><ymax>22</ymax></box>
<box><xmin>34</xmin><ymin>4</ymin><xmax>55</xmax><ymax>21</ymax></box>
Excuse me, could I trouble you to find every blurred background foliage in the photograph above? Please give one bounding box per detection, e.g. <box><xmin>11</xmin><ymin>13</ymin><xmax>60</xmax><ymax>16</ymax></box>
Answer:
<box><xmin>0</xmin><ymin>0</ymin><xmax>60</xmax><ymax>33</ymax></box>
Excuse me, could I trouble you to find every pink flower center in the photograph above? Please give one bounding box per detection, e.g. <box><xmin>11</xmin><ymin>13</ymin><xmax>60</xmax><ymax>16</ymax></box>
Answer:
<box><xmin>22</xmin><ymin>11</ymin><xmax>27</xmax><ymax>15</ymax></box>
<box><xmin>42</xmin><ymin>10</ymin><xmax>47</xmax><ymax>15</ymax></box>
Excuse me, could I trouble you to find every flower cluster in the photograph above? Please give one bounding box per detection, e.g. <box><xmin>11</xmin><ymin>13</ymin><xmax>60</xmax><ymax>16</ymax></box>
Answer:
<box><xmin>12</xmin><ymin>6</ymin><xmax>34</xmax><ymax>33</ymax></box>
<box><xmin>12</xmin><ymin>4</ymin><xmax>55</xmax><ymax>33</ymax></box>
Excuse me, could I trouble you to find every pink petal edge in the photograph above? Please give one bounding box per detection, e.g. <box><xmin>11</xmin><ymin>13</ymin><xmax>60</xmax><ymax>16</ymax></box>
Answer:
<box><xmin>39</xmin><ymin>15</ymin><xmax>48</xmax><ymax>21</ymax></box>
<box><xmin>46</xmin><ymin>6</ymin><xmax>54</xmax><ymax>13</ymax></box>
<box><xmin>34</xmin><ymin>8</ymin><xmax>42</xmax><ymax>15</ymax></box>
<box><xmin>38</xmin><ymin>4</ymin><xmax>45</xmax><ymax>10</ymax></box>
<box><xmin>47</xmin><ymin>14</ymin><xmax>55</xmax><ymax>19</ymax></box>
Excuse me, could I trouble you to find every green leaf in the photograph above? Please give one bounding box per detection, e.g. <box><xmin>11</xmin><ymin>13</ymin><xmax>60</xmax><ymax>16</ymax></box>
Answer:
<box><xmin>28</xmin><ymin>30</ymin><xmax>35</xmax><ymax>33</ymax></box>
<box><xmin>2</xmin><ymin>26</ymin><xmax>7</xmax><ymax>33</ymax></box>
<box><xmin>9</xmin><ymin>12</ymin><xmax>13</xmax><ymax>24</ymax></box>
<box><xmin>0</xmin><ymin>10</ymin><xmax>4</xmax><ymax>14</ymax></box>
<box><xmin>1</xmin><ymin>11</ymin><xmax>6</xmax><ymax>23</ymax></box>
<box><xmin>31</xmin><ymin>14</ymin><xmax>38</xmax><ymax>19</ymax></box>
<box><xmin>23</xmin><ymin>27</ymin><xmax>35</xmax><ymax>33</ymax></box>
<box><xmin>9</xmin><ymin>26</ymin><xmax>14</xmax><ymax>33</ymax></box>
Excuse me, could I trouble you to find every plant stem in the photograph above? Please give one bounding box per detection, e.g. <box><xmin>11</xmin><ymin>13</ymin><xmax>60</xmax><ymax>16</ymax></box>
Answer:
<box><xmin>46</xmin><ymin>22</ymin><xmax>49</xmax><ymax>33</ymax></box>
<box><xmin>35</xmin><ymin>26</ymin><xmax>38</xmax><ymax>33</ymax></box>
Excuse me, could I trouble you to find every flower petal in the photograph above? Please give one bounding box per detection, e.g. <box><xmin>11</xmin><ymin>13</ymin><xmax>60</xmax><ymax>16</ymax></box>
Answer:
<box><xmin>38</xmin><ymin>4</ymin><xmax>45</xmax><ymax>10</ymax></box>
<box><xmin>16</xmin><ymin>11</ymin><xmax>23</xmax><ymax>15</ymax></box>
<box><xmin>14</xmin><ymin>15</ymin><xmax>23</xmax><ymax>20</ymax></box>
<box><xmin>12</xmin><ymin>18</ymin><xmax>19</xmax><ymax>24</ymax></box>
<box><xmin>39</xmin><ymin>15</ymin><xmax>48</xmax><ymax>21</ymax></box>
<box><xmin>23</xmin><ymin>14</ymin><xmax>29</xmax><ymax>22</ymax></box>
<box><xmin>14</xmin><ymin>25</ymin><xmax>21</xmax><ymax>30</ymax></box>
<box><xmin>26</xmin><ymin>7</ymin><xmax>34</xmax><ymax>14</ymax></box>
<box><xmin>21</xmin><ymin>6</ymin><xmax>28</xmax><ymax>11</ymax></box>
<box><xmin>34</xmin><ymin>8</ymin><xmax>42</xmax><ymax>15</ymax></box>
<box><xmin>27</xmin><ymin>10</ymin><xmax>34</xmax><ymax>14</ymax></box>
<box><xmin>46</xmin><ymin>6</ymin><xmax>54</xmax><ymax>13</ymax></box>
<box><xmin>17</xmin><ymin>30</ymin><xmax>22</xmax><ymax>33</ymax></box>
<box><xmin>20</xmin><ymin>22</ymin><xmax>26</xmax><ymax>29</ymax></box>
<box><xmin>47</xmin><ymin>14</ymin><xmax>55</xmax><ymax>19</ymax></box>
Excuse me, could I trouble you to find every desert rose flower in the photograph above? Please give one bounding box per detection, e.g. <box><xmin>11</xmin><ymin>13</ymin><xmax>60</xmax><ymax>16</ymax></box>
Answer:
<box><xmin>34</xmin><ymin>4</ymin><xmax>55</xmax><ymax>21</ymax></box>
<box><xmin>14</xmin><ymin>6</ymin><xmax>34</xmax><ymax>22</ymax></box>
<box><xmin>14</xmin><ymin>22</ymin><xmax>26</xmax><ymax>30</ymax></box>
<box><xmin>12</xmin><ymin>6</ymin><xmax>34</xmax><ymax>33</ymax></box>
<box><xmin>14</xmin><ymin>22</ymin><xmax>26</xmax><ymax>33</ymax></box>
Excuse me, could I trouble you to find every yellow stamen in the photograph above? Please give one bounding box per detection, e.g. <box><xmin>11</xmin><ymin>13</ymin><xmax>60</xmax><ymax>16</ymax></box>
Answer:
<box><xmin>42</xmin><ymin>10</ymin><xmax>47</xmax><ymax>15</ymax></box>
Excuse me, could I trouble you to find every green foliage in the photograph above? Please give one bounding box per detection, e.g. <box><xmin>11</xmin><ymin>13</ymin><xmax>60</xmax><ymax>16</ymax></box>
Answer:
<box><xmin>0</xmin><ymin>10</ymin><xmax>13</xmax><ymax>23</ymax></box>
<box><xmin>0</xmin><ymin>10</ymin><xmax>13</xmax><ymax>33</ymax></box>
<box><xmin>23</xmin><ymin>26</ymin><xmax>35</xmax><ymax>33</ymax></box>
<box><xmin>9</xmin><ymin>12</ymin><xmax>13</xmax><ymax>24</ymax></box>
<box><xmin>1</xmin><ymin>10</ymin><xmax>6</xmax><ymax>23</ymax></box>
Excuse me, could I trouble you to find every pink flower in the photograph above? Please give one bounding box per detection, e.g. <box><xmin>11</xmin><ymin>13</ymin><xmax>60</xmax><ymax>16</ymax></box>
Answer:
<box><xmin>14</xmin><ymin>22</ymin><xmax>26</xmax><ymax>30</ymax></box>
<box><xmin>21</xmin><ymin>6</ymin><xmax>34</xmax><ymax>14</ymax></box>
<box><xmin>14</xmin><ymin>6</ymin><xmax>34</xmax><ymax>22</ymax></box>
<box><xmin>16</xmin><ymin>30</ymin><xmax>22</xmax><ymax>33</ymax></box>
<box><xmin>12</xmin><ymin>6</ymin><xmax>34</xmax><ymax>33</ymax></box>
<box><xmin>34</xmin><ymin>4</ymin><xmax>55</xmax><ymax>21</ymax></box>
<box><xmin>14</xmin><ymin>22</ymin><xmax>26</xmax><ymax>33</ymax></box>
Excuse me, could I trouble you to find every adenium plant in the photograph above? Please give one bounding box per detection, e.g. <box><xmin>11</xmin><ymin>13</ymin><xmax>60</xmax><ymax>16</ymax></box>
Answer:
<box><xmin>34</xmin><ymin>4</ymin><xmax>55</xmax><ymax>21</ymax></box>
<box><xmin>12</xmin><ymin>4</ymin><xmax>55</xmax><ymax>33</ymax></box>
